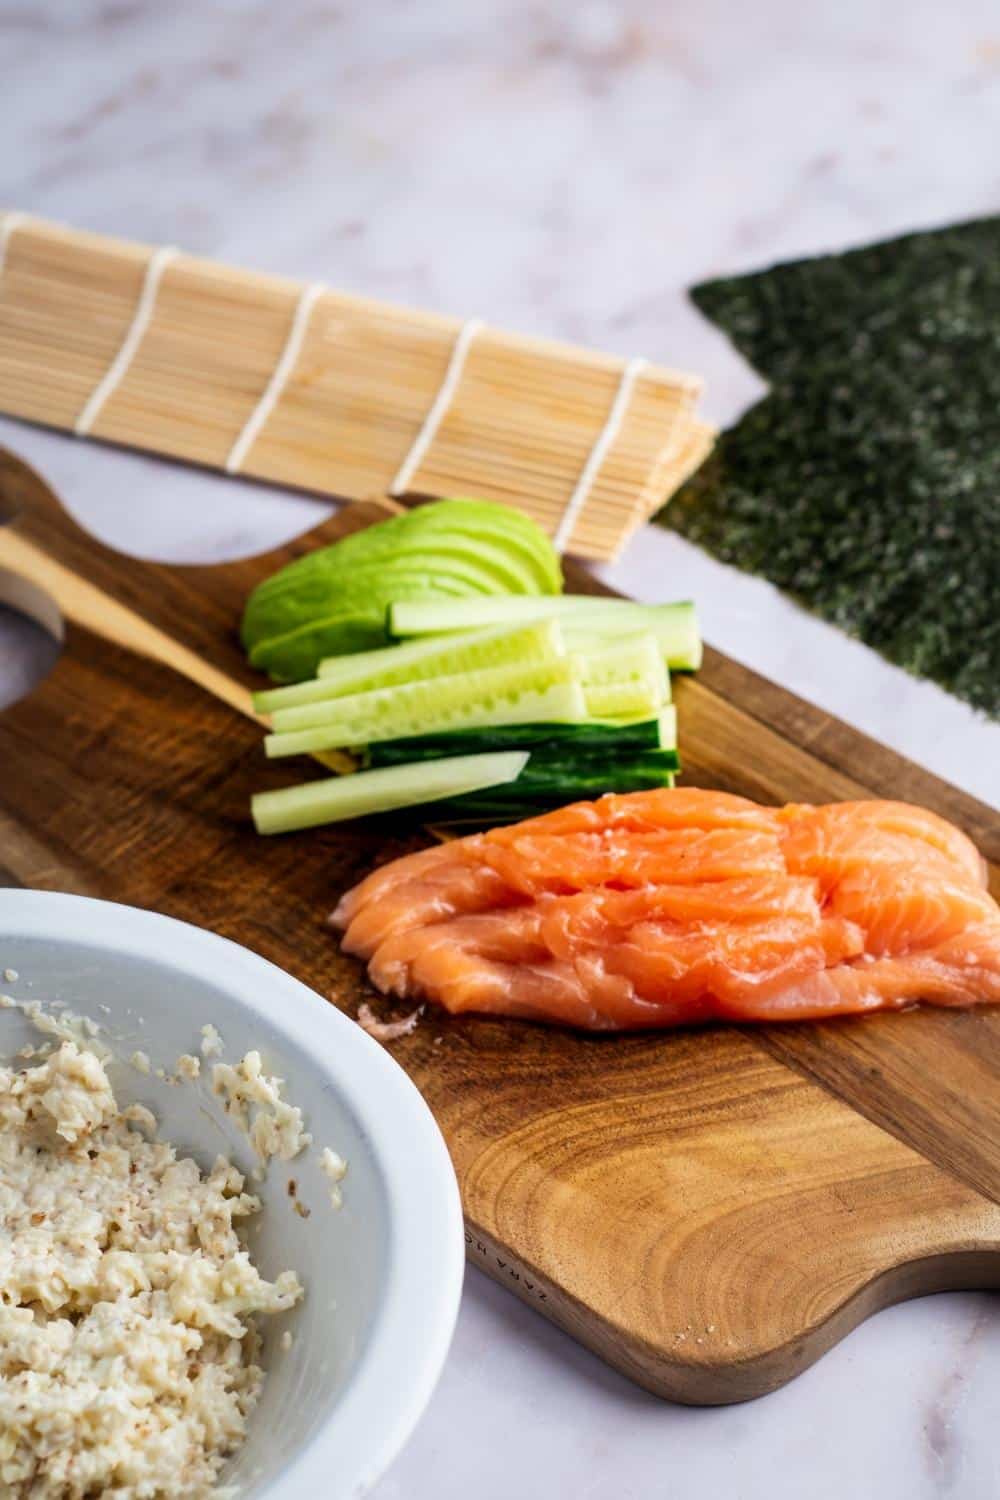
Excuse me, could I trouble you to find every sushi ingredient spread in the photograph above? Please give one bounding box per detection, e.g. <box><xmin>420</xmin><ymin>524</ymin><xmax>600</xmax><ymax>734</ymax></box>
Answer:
<box><xmin>240</xmin><ymin>498</ymin><xmax>702</xmax><ymax>832</ymax></box>
<box><xmin>0</xmin><ymin>1041</ymin><xmax>303</xmax><ymax>1498</ymax></box>
<box><xmin>333</xmin><ymin>789</ymin><xmax>1000</xmax><ymax>1030</ymax></box>
<box><xmin>241</xmin><ymin>498</ymin><xmax>563</xmax><ymax>682</ymax></box>
<box><xmin>249</xmin><ymin>595</ymin><xmax>696</xmax><ymax>832</ymax></box>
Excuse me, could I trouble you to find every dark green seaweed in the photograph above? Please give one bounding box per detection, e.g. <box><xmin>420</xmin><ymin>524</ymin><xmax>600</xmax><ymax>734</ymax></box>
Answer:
<box><xmin>662</xmin><ymin>217</ymin><xmax>1000</xmax><ymax>718</ymax></box>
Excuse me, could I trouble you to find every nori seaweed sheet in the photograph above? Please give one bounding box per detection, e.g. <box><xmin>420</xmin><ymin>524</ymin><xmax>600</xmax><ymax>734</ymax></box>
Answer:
<box><xmin>662</xmin><ymin>217</ymin><xmax>1000</xmax><ymax>718</ymax></box>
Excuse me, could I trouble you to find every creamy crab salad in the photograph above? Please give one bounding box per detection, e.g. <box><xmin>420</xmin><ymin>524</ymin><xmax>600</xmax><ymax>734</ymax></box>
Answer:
<box><xmin>0</xmin><ymin>1040</ymin><xmax>304</xmax><ymax>1498</ymax></box>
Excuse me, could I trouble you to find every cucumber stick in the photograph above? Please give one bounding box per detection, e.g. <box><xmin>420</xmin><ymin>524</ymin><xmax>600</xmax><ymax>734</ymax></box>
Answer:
<box><xmin>318</xmin><ymin>618</ymin><xmax>564</xmax><ymax>684</ymax></box>
<box><xmin>389</xmin><ymin>597</ymin><xmax>701</xmax><ymax>670</ymax></box>
<box><xmin>265</xmin><ymin>661</ymin><xmax>587</xmax><ymax>757</ymax></box>
<box><xmin>483</xmin><ymin>749</ymin><xmax>678</xmax><ymax>797</ymax></box>
<box><xmin>363</xmin><ymin>707</ymin><xmax>678</xmax><ymax>760</ymax></box>
<box><xmin>266</xmin><ymin>630</ymin><xmax>668</xmax><ymax>733</ymax></box>
<box><xmin>368</xmin><ymin>745</ymin><xmax>679</xmax><ymax>786</ymax></box>
<box><xmin>252</xmin><ymin>751</ymin><xmax>530</xmax><ymax>834</ymax></box>
<box><xmin>268</xmin><ymin>656</ymin><xmax>578</xmax><ymax>735</ymax></box>
<box><xmin>253</xmin><ymin>619</ymin><xmax>564</xmax><ymax>714</ymax></box>
<box><xmin>269</xmin><ymin>654</ymin><xmax>666</xmax><ymax>740</ymax></box>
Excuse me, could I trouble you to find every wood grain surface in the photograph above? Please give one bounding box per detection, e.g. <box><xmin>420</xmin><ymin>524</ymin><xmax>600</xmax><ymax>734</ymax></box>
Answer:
<box><xmin>1</xmin><ymin>445</ymin><xmax>998</xmax><ymax>1403</ymax></box>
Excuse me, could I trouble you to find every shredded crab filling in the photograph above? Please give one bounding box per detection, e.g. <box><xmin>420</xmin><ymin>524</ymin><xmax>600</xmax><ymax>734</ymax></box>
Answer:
<box><xmin>0</xmin><ymin>1041</ymin><xmax>303</xmax><ymax>1499</ymax></box>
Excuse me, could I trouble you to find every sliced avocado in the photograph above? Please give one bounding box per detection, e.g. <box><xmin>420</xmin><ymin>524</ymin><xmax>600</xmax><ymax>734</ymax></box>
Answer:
<box><xmin>250</xmin><ymin>611</ymin><xmax>389</xmax><ymax>682</ymax></box>
<box><xmin>241</xmin><ymin>496</ymin><xmax>563</xmax><ymax>678</ymax></box>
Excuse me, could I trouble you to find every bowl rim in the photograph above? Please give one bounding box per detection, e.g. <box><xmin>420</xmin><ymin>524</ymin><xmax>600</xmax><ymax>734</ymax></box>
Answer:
<box><xmin>0</xmin><ymin>888</ymin><xmax>465</xmax><ymax>1500</ymax></box>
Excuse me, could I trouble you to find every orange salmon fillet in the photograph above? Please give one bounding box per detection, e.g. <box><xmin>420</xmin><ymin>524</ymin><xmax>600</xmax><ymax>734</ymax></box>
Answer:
<box><xmin>331</xmin><ymin>790</ymin><xmax>1000</xmax><ymax>1031</ymax></box>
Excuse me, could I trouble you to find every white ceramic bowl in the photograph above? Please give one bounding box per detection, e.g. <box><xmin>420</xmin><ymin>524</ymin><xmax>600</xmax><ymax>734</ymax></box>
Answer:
<box><xmin>0</xmin><ymin>889</ymin><xmax>464</xmax><ymax>1499</ymax></box>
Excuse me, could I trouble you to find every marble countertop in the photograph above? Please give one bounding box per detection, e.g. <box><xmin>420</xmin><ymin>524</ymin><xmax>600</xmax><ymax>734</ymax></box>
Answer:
<box><xmin>1</xmin><ymin>2</ymin><xmax>998</xmax><ymax>1495</ymax></box>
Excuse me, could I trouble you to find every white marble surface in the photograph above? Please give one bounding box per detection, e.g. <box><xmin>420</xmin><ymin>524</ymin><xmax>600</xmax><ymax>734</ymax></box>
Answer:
<box><xmin>1</xmin><ymin>2</ymin><xmax>998</xmax><ymax>1496</ymax></box>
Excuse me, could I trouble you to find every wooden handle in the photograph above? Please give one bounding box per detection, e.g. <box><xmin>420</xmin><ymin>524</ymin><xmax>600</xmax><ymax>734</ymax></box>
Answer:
<box><xmin>0</xmin><ymin>524</ymin><xmax>258</xmax><ymax>720</ymax></box>
<box><xmin>0</xmin><ymin>448</ymin><xmax>401</xmax><ymax>777</ymax></box>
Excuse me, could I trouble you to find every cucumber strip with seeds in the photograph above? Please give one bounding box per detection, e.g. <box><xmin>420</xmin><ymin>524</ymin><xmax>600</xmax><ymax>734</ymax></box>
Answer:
<box><xmin>316</xmin><ymin>618</ymin><xmax>566</xmax><ymax>684</ymax></box>
<box><xmin>268</xmin><ymin>656</ymin><xmax>578</xmax><ymax>734</ymax></box>
<box><xmin>253</xmin><ymin>619</ymin><xmax>564</xmax><ymax>714</ymax></box>
<box><xmin>574</xmin><ymin>633</ymin><xmax>671</xmax><ymax>701</ymax></box>
<box><xmin>581</xmin><ymin>673</ymin><xmax>668</xmax><ymax>721</ymax></box>
<box><xmin>270</xmin><ymin>632</ymin><xmax>669</xmax><ymax>732</ymax></box>
<box><xmin>252</xmin><ymin>751</ymin><xmax>530</xmax><ymax>834</ymax></box>
<box><xmin>265</xmin><ymin>665</ymin><xmax>587</xmax><ymax>757</ymax></box>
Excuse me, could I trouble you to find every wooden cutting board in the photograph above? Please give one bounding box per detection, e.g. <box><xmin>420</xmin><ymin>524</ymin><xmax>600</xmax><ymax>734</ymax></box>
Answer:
<box><xmin>1</xmin><ymin>448</ymin><xmax>998</xmax><ymax>1404</ymax></box>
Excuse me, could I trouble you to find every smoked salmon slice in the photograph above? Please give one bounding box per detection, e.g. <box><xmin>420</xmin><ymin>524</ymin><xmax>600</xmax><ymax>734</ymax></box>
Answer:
<box><xmin>332</xmin><ymin>790</ymin><xmax>1000</xmax><ymax>1031</ymax></box>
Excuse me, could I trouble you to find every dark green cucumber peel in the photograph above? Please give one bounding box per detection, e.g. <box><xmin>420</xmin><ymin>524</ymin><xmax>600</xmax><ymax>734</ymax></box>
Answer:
<box><xmin>368</xmin><ymin>743</ymin><xmax>678</xmax><ymax>782</ymax></box>
<box><xmin>363</xmin><ymin>714</ymin><xmax>675</xmax><ymax>761</ymax></box>
<box><xmin>365</xmin><ymin>718</ymin><xmax>680</xmax><ymax>822</ymax></box>
<box><xmin>430</xmin><ymin>778</ymin><xmax>678</xmax><ymax>823</ymax></box>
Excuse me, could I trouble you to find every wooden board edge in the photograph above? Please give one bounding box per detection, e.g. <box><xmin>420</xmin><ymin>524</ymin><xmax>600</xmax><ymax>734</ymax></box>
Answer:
<box><xmin>464</xmin><ymin>1218</ymin><xmax>1000</xmax><ymax>1404</ymax></box>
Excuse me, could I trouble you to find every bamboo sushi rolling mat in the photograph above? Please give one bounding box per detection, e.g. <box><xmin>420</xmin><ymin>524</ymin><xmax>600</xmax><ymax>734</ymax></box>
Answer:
<box><xmin>0</xmin><ymin>214</ymin><xmax>713</xmax><ymax>562</ymax></box>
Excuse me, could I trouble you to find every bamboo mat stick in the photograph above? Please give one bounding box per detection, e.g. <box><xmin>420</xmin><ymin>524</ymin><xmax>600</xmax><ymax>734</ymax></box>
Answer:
<box><xmin>0</xmin><ymin>214</ymin><xmax>713</xmax><ymax>561</ymax></box>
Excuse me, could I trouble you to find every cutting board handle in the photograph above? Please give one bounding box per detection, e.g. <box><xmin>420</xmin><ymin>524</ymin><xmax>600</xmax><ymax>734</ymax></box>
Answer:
<box><xmin>0</xmin><ymin>446</ymin><xmax>397</xmax><ymax>722</ymax></box>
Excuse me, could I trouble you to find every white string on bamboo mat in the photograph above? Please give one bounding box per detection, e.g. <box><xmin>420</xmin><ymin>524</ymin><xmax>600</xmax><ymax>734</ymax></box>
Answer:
<box><xmin>552</xmin><ymin>356</ymin><xmax>649</xmax><ymax>555</ymax></box>
<box><xmin>225</xmin><ymin>280</ymin><xmax>327</xmax><ymax>475</ymax></box>
<box><xmin>0</xmin><ymin>212</ymin><xmax>30</xmax><ymax>276</ymax></box>
<box><xmin>74</xmin><ymin>245</ymin><xmax>178</xmax><ymax>437</ymax></box>
<box><xmin>389</xmin><ymin>317</ymin><xmax>484</xmax><ymax>497</ymax></box>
